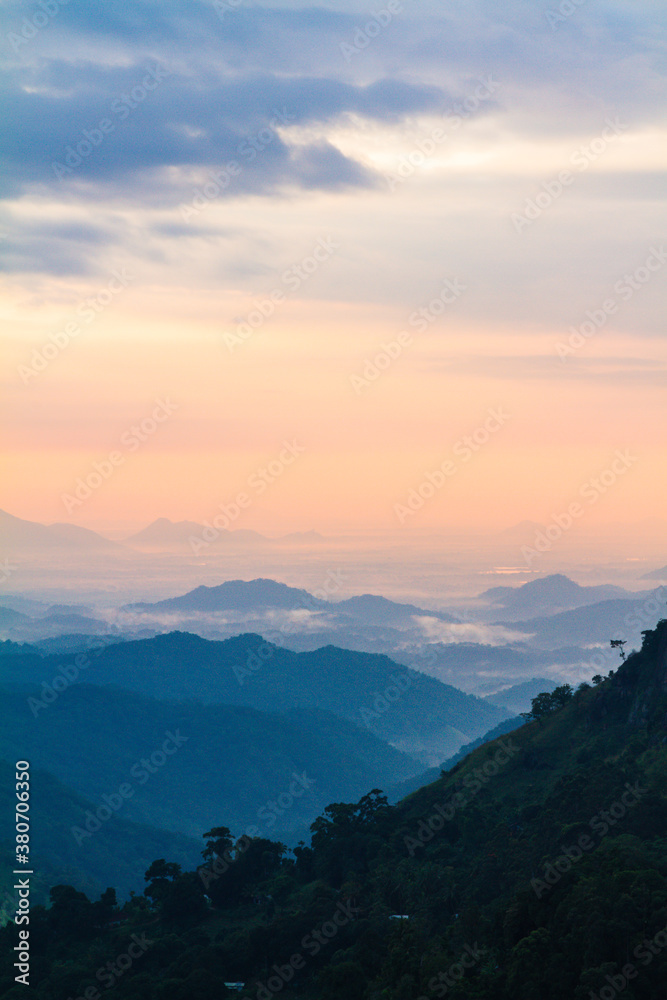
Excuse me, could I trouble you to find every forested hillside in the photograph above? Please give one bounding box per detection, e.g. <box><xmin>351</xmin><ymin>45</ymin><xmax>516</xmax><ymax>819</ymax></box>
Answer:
<box><xmin>2</xmin><ymin>620</ymin><xmax>667</xmax><ymax>999</ymax></box>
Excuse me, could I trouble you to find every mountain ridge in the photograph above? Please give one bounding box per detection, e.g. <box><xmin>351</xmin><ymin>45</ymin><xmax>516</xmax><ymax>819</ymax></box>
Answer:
<box><xmin>6</xmin><ymin>619</ymin><xmax>667</xmax><ymax>997</ymax></box>
<box><xmin>0</xmin><ymin>630</ymin><xmax>511</xmax><ymax>765</ymax></box>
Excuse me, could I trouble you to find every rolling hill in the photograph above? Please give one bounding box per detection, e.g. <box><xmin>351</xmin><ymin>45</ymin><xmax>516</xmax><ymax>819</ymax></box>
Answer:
<box><xmin>0</xmin><ymin>631</ymin><xmax>509</xmax><ymax>763</ymax></box>
<box><xmin>642</xmin><ymin>564</ymin><xmax>667</xmax><ymax>581</ymax></box>
<box><xmin>479</xmin><ymin>572</ymin><xmax>632</xmax><ymax>619</ymax></box>
<box><xmin>500</xmin><ymin>591</ymin><xmax>665</xmax><ymax>647</ymax></box>
<box><xmin>124</xmin><ymin>578</ymin><xmax>327</xmax><ymax>613</ymax></box>
<box><xmin>5</xmin><ymin>617</ymin><xmax>667</xmax><ymax>998</ymax></box>
<box><xmin>332</xmin><ymin>593</ymin><xmax>459</xmax><ymax>625</ymax></box>
<box><xmin>0</xmin><ymin>682</ymin><xmax>422</xmax><ymax>843</ymax></box>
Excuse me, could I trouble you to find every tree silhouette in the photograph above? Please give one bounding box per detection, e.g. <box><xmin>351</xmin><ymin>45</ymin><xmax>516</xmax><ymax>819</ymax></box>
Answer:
<box><xmin>610</xmin><ymin>638</ymin><xmax>627</xmax><ymax>661</ymax></box>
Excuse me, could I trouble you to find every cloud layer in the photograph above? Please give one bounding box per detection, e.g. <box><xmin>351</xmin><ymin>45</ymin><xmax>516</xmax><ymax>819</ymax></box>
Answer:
<box><xmin>3</xmin><ymin>0</ymin><xmax>666</xmax><ymax>533</ymax></box>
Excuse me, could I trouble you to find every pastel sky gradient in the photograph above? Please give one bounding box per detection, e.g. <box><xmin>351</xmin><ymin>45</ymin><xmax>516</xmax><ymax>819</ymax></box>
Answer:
<box><xmin>2</xmin><ymin>0</ymin><xmax>666</xmax><ymax>533</ymax></box>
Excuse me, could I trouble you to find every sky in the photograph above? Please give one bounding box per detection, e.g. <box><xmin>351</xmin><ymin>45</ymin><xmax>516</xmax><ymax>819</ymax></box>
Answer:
<box><xmin>2</xmin><ymin>0</ymin><xmax>666</xmax><ymax>536</ymax></box>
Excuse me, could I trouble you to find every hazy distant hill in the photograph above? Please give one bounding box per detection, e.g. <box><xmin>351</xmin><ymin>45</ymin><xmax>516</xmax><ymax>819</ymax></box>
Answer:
<box><xmin>332</xmin><ymin>593</ymin><xmax>459</xmax><ymax>625</ymax></box>
<box><xmin>0</xmin><ymin>509</ymin><xmax>124</xmax><ymax>553</ymax></box>
<box><xmin>122</xmin><ymin>518</ymin><xmax>324</xmax><ymax>550</ymax></box>
<box><xmin>0</xmin><ymin>607</ymin><xmax>120</xmax><ymax>644</ymax></box>
<box><xmin>393</xmin><ymin>641</ymin><xmax>583</xmax><ymax>693</ymax></box>
<box><xmin>479</xmin><ymin>573</ymin><xmax>631</xmax><ymax>619</ymax></box>
<box><xmin>484</xmin><ymin>677</ymin><xmax>557</xmax><ymax>714</ymax></box>
<box><xmin>0</xmin><ymin>683</ymin><xmax>421</xmax><ymax>842</ymax></box>
<box><xmin>499</xmin><ymin>592</ymin><xmax>664</xmax><ymax>647</ymax></box>
<box><xmin>0</xmin><ymin>607</ymin><xmax>30</xmax><ymax>627</ymax></box>
<box><xmin>642</xmin><ymin>564</ymin><xmax>667</xmax><ymax>581</ymax></box>
<box><xmin>44</xmin><ymin>603</ymin><xmax>95</xmax><ymax>616</ymax></box>
<box><xmin>124</xmin><ymin>578</ymin><xmax>459</xmax><ymax>628</ymax></box>
<box><xmin>384</xmin><ymin>712</ymin><xmax>526</xmax><ymax>802</ymax></box>
<box><xmin>123</xmin><ymin>517</ymin><xmax>206</xmax><ymax>548</ymax></box>
<box><xmin>123</xmin><ymin>517</ymin><xmax>272</xmax><ymax>550</ymax></box>
<box><xmin>38</xmin><ymin>611</ymin><xmax>111</xmax><ymax>633</ymax></box>
<box><xmin>0</xmin><ymin>594</ymin><xmax>49</xmax><ymax>615</ymax></box>
<box><xmin>125</xmin><ymin>578</ymin><xmax>327</xmax><ymax>612</ymax></box>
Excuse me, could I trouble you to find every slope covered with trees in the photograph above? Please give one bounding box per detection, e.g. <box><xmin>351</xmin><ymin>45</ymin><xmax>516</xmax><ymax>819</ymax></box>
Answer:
<box><xmin>2</xmin><ymin>619</ymin><xmax>667</xmax><ymax>999</ymax></box>
<box><xmin>0</xmin><ymin>684</ymin><xmax>422</xmax><ymax>841</ymax></box>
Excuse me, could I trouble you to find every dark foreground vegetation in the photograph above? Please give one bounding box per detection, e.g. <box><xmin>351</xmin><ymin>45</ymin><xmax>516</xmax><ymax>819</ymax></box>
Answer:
<box><xmin>3</xmin><ymin>620</ymin><xmax>667</xmax><ymax>999</ymax></box>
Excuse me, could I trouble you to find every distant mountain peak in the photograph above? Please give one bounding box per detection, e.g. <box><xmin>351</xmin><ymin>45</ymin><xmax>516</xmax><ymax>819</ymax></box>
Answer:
<box><xmin>123</xmin><ymin>578</ymin><xmax>327</xmax><ymax>613</ymax></box>
<box><xmin>480</xmin><ymin>573</ymin><xmax>579</xmax><ymax>601</ymax></box>
<box><xmin>642</xmin><ymin>564</ymin><xmax>667</xmax><ymax>581</ymax></box>
<box><xmin>122</xmin><ymin>518</ymin><xmax>280</xmax><ymax>549</ymax></box>
<box><xmin>0</xmin><ymin>510</ymin><xmax>122</xmax><ymax>551</ymax></box>
<box><xmin>522</xmin><ymin>573</ymin><xmax>581</xmax><ymax>592</ymax></box>
<box><xmin>334</xmin><ymin>593</ymin><xmax>459</xmax><ymax>624</ymax></box>
<box><xmin>123</xmin><ymin>518</ymin><xmax>210</xmax><ymax>547</ymax></box>
<box><xmin>123</xmin><ymin>518</ymin><xmax>323</xmax><ymax>549</ymax></box>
